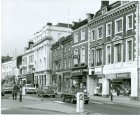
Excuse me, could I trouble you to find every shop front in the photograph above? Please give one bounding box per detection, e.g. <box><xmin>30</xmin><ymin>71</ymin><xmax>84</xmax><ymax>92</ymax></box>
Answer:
<box><xmin>71</xmin><ymin>68</ymin><xmax>88</xmax><ymax>89</ymax></box>
<box><xmin>105</xmin><ymin>72</ymin><xmax>131</xmax><ymax>97</ymax></box>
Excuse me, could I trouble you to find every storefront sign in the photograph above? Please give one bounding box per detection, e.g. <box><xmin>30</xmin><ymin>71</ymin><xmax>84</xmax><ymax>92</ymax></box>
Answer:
<box><xmin>95</xmin><ymin>67</ymin><xmax>102</xmax><ymax>74</ymax></box>
<box><xmin>116</xmin><ymin>73</ymin><xmax>130</xmax><ymax>78</ymax></box>
<box><xmin>106</xmin><ymin>74</ymin><xmax>116</xmax><ymax>79</ymax></box>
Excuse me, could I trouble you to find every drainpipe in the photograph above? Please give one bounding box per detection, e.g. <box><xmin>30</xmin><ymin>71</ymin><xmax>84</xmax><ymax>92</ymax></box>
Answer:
<box><xmin>136</xmin><ymin>1</ymin><xmax>140</xmax><ymax>101</ymax></box>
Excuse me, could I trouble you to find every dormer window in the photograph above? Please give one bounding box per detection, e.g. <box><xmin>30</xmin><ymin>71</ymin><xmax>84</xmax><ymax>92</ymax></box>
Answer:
<box><xmin>121</xmin><ymin>1</ymin><xmax>129</xmax><ymax>5</ymax></box>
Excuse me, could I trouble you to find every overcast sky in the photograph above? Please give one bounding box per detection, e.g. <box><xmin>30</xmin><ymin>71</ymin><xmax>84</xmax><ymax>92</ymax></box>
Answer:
<box><xmin>1</xmin><ymin>0</ymin><xmax>103</xmax><ymax>57</ymax></box>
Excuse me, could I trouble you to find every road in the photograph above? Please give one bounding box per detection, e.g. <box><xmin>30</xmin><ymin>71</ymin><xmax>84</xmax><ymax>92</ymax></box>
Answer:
<box><xmin>2</xmin><ymin>93</ymin><xmax>140</xmax><ymax>114</ymax></box>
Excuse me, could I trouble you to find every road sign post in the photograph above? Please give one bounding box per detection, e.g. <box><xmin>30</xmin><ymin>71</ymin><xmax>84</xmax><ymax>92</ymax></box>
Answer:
<box><xmin>76</xmin><ymin>92</ymin><xmax>84</xmax><ymax>113</ymax></box>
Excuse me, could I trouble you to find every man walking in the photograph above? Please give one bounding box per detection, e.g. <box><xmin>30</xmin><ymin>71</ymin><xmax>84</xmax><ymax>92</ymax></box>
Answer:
<box><xmin>12</xmin><ymin>82</ymin><xmax>19</xmax><ymax>100</ymax></box>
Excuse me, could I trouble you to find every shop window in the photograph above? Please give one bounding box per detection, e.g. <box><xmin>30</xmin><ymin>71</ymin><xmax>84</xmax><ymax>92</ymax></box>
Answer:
<box><xmin>68</xmin><ymin>57</ymin><xmax>71</xmax><ymax>68</ymax></box>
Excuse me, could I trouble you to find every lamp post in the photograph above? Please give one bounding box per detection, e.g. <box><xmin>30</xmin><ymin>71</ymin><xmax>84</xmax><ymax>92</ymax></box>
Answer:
<box><xmin>110</xmin><ymin>80</ymin><xmax>113</xmax><ymax>101</ymax></box>
<box><xmin>19</xmin><ymin>78</ymin><xmax>22</xmax><ymax>102</ymax></box>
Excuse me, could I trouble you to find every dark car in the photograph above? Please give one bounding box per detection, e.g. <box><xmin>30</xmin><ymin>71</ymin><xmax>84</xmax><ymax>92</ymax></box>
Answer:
<box><xmin>37</xmin><ymin>86</ymin><xmax>55</xmax><ymax>98</ymax></box>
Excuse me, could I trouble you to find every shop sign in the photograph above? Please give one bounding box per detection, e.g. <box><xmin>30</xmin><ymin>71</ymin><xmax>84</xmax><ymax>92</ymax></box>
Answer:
<box><xmin>95</xmin><ymin>67</ymin><xmax>102</xmax><ymax>74</ymax></box>
<box><xmin>106</xmin><ymin>74</ymin><xmax>116</xmax><ymax>79</ymax></box>
<box><xmin>116</xmin><ymin>73</ymin><xmax>130</xmax><ymax>78</ymax></box>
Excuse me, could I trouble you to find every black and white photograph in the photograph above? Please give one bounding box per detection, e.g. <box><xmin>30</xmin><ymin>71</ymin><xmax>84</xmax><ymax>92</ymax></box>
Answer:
<box><xmin>1</xmin><ymin>0</ymin><xmax>140</xmax><ymax>115</ymax></box>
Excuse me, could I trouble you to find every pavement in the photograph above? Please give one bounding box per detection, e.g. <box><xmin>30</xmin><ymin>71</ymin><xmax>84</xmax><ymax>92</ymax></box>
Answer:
<box><xmin>2</xmin><ymin>94</ymin><xmax>140</xmax><ymax>115</ymax></box>
<box><xmin>89</xmin><ymin>95</ymin><xmax>140</xmax><ymax>107</ymax></box>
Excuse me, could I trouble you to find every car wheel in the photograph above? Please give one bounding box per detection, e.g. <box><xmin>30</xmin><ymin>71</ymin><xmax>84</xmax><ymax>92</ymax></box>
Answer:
<box><xmin>71</xmin><ymin>98</ymin><xmax>75</xmax><ymax>104</ymax></box>
<box><xmin>62</xmin><ymin>96</ymin><xmax>65</xmax><ymax>102</ymax></box>
<box><xmin>85</xmin><ymin>100</ymin><xmax>89</xmax><ymax>104</ymax></box>
<box><xmin>53</xmin><ymin>95</ymin><xmax>55</xmax><ymax>98</ymax></box>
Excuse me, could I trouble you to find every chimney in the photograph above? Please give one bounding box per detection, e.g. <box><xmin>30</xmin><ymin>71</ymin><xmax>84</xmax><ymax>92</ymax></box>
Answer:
<box><xmin>86</xmin><ymin>13</ymin><xmax>94</xmax><ymax>21</ymax></box>
<box><xmin>101</xmin><ymin>1</ymin><xmax>109</xmax><ymax>8</ymax></box>
<box><xmin>47</xmin><ymin>22</ymin><xmax>52</xmax><ymax>26</ymax></box>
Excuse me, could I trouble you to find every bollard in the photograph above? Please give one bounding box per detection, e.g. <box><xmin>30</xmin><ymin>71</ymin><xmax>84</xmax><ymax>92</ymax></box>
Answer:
<box><xmin>20</xmin><ymin>91</ymin><xmax>22</xmax><ymax>102</ymax></box>
<box><xmin>76</xmin><ymin>92</ymin><xmax>84</xmax><ymax>113</ymax></box>
<box><xmin>110</xmin><ymin>92</ymin><xmax>113</xmax><ymax>101</ymax></box>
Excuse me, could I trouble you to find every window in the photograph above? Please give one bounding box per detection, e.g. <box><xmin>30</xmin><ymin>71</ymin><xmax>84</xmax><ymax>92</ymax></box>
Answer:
<box><xmin>64</xmin><ymin>45</ymin><xmax>67</xmax><ymax>53</ymax></box>
<box><xmin>115</xmin><ymin>18</ymin><xmax>123</xmax><ymax>34</ymax></box>
<box><xmin>114</xmin><ymin>43</ymin><xmax>122</xmax><ymax>62</ymax></box>
<box><xmin>81</xmin><ymin>30</ymin><xmax>85</xmax><ymax>41</ymax></box>
<box><xmin>74</xmin><ymin>49</ymin><xmax>78</xmax><ymax>65</ymax></box>
<box><xmin>74</xmin><ymin>33</ymin><xmax>78</xmax><ymax>43</ymax></box>
<box><xmin>106</xmin><ymin>45</ymin><xmax>111</xmax><ymax>64</ymax></box>
<box><xmin>68</xmin><ymin>57</ymin><xmax>71</xmax><ymax>68</ymax></box>
<box><xmin>126</xmin><ymin>40</ymin><xmax>133</xmax><ymax>61</ymax></box>
<box><xmin>96</xmin><ymin>48</ymin><xmax>102</xmax><ymax>66</ymax></box>
<box><xmin>68</xmin><ymin>43</ymin><xmax>71</xmax><ymax>51</ymax></box>
<box><xmin>91</xmin><ymin>29</ymin><xmax>95</xmax><ymax>41</ymax></box>
<box><xmin>80</xmin><ymin>47</ymin><xmax>85</xmax><ymax>63</ymax></box>
<box><xmin>91</xmin><ymin>50</ymin><xmax>95</xmax><ymax>66</ymax></box>
<box><xmin>126</xmin><ymin>14</ymin><xmax>133</xmax><ymax>30</ymax></box>
<box><xmin>106</xmin><ymin>22</ymin><xmax>112</xmax><ymax>37</ymax></box>
<box><xmin>64</xmin><ymin>58</ymin><xmax>66</xmax><ymax>69</ymax></box>
<box><xmin>97</xmin><ymin>27</ymin><xmax>103</xmax><ymax>39</ymax></box>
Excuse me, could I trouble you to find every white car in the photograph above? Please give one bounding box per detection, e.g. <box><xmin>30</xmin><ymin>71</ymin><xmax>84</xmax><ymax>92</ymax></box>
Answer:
<box><xmin>25</xmin><ymin>84</ymin><xmax>36</xmax><ymax>94</ymax></box>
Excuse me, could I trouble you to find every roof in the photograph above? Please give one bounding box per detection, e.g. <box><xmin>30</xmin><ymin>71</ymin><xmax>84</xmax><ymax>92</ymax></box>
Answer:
<box><xmin>71</xmin><ymin>19</ymin><xmax>88</xmax><ymax>30</ymax></box>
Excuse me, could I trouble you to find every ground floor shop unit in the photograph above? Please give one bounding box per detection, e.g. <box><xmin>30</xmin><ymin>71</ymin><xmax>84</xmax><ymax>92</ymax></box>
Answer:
<box><xmin>87</xmin><ymin>62</ymin><xmax>139</xmax><ymax>101</ymax></box>
<box><xmin>51</xmin><ymin>70</ymin><xmax>71</xmax><ymax>92</ymax></box>
<box><xmin>34</xmin><ymin>70</ymin><xmax>51</xmax><ymax>87</ymax></box>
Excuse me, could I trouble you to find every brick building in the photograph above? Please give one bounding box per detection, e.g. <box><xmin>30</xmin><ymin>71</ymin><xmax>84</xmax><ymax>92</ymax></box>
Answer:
<box><xmin>51</xmin><ymin>35</ymin><xmax>73</xmax><ymax>92</ymax></box>
<box><xmin>88</xmin><ymin>1</ymin><xmax>140</xmax><ymax>100</ymax></box>
<box><xmin>71</xmin><ymin>19</ymin><xmax>89</xmax><ymax>89</ymax></box>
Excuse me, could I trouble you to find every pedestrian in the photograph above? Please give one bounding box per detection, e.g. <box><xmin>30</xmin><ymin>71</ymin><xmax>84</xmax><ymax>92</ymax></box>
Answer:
<box><xmin>12</xmin><ymin>82</ymin><xmax>19</xmax><ymax>100</ymax></box>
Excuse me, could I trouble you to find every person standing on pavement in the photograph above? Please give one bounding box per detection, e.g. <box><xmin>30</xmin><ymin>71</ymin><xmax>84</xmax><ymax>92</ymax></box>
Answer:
<box><xmin>12</xmin><ymin>82</ymin><xmax>19</xmax><ymax>100</ymax></box>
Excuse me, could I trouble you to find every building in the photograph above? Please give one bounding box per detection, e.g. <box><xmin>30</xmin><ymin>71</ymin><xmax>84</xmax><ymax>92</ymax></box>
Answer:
<box><xmin>88</xmin><ymin>1</ymin><xmax>140</xmax><ymax>100</ymax></box>
<box><xmin>71</xmin><ymin>19</ymin><xmax>89</xmax><ymax>89</ymax></box>
<box><xmin>51</xmin><ymin>35</ymin><xmax>73</xmax><ymax>92</ymax></box>
<box><xmin>19</xmin><ymin>40</ymin><xmax>35</xmax><ymax>85</ymax></box>
<box><xmin>33</xmin><ymin>22</ymin><xmax>72</xmax><ymax>86</ymax></box>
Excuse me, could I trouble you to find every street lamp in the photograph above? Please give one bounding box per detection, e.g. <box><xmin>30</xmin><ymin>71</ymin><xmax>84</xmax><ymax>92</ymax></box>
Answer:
<box><xmin>110</xmin><ymin>80</ymin><xmax>113</xmax><ymax>101</ymax></box>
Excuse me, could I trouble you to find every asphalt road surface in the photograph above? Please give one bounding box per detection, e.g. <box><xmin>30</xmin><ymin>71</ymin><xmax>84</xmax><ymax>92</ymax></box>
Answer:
<box><xmin>2</xmin><ymin>93</ymin><xmax>140</xmax><ymax>115</ymax></box>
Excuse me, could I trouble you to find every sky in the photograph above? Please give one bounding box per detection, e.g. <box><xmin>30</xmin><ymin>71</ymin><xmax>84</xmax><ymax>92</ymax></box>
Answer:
<box><xmin>1</xmin><ymin>0</ymin><xmax>103</xmax><ymax>57</ymax></box>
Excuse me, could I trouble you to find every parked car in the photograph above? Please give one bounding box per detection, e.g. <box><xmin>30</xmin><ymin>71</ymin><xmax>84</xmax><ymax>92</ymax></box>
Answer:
<box><xmin>3</xmin><ymin>84</ymin><xmax>13</xmax><ymax>94</ymax></box>
<box><xmin>94</xmin><ymin>86</ymin><xmax>102</xmax><ymax>96</ymax></box>
<box><xmin>25</xmin><ymin>84</ymin><xmax>36</xmax><ymax>94</ymax></box>
<box><xmin>61</xmin><ymin>87</ymin><xmax>89</xmax><ymax>104</ymax></box>
<box><xmin>1</xmin><ymin>86</ymin><xmax>5</xmax><ymax>96</ymax></box>
<box><xmin>37</xmin><ymin>86</ymin><xmax>55</xmax><ymax>97</ymax></box>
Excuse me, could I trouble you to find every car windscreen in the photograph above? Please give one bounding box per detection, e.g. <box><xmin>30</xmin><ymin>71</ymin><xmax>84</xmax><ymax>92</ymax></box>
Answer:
<box><xmin>26</xmin><ymin>84</ymin><xmax>34</xmax><ymax>87</ymax></box>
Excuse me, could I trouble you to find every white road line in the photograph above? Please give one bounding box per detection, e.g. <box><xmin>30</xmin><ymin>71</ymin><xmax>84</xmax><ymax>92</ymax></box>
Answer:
<box><xmin>54</xmin><ymin>101</ymin><xmax>65</xmax><ymax>104</ymax></box>
<box><xmin>91</xmin><ymin>101</ymin><xmax>104</xmax><ymax>104</ymax></box>
<box><xmin>1</xmin><ymin>108</ymin><xmax>10</xmax><ymax>111</ymax></box>
<box><xmin>105</xmin><ymin>102</ymin><xmax>114</xmax><ymax>104</ymax></box>
<box><xmin>93</xmin><ymin>113</ymin><xmax>103</xmax><ymax>115</ymax></box>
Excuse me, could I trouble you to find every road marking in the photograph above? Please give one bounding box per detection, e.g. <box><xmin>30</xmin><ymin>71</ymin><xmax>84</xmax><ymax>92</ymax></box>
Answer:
<box><xmin>1</xmin><ymin>108</ymin><xmax>10</xmax><ymax>111</ymax></box>
<box><xmin>105</xmin><ymin>102</ymin><xmax>114</xmax><ymax>104</ymax></box>
<box><xmin>54</xmin><ymin>101</ymin><xmax>65</xmax><ymax>104</ymax></box>
<box><xmin>94</xmin><ymin>113</ymin><xmax>103</xmax><ymax>115</ymax></box>
<box><xmin>91</xmin><ymin>101</ymin><xmax>104</xmax><ymax>104</ymax></box>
